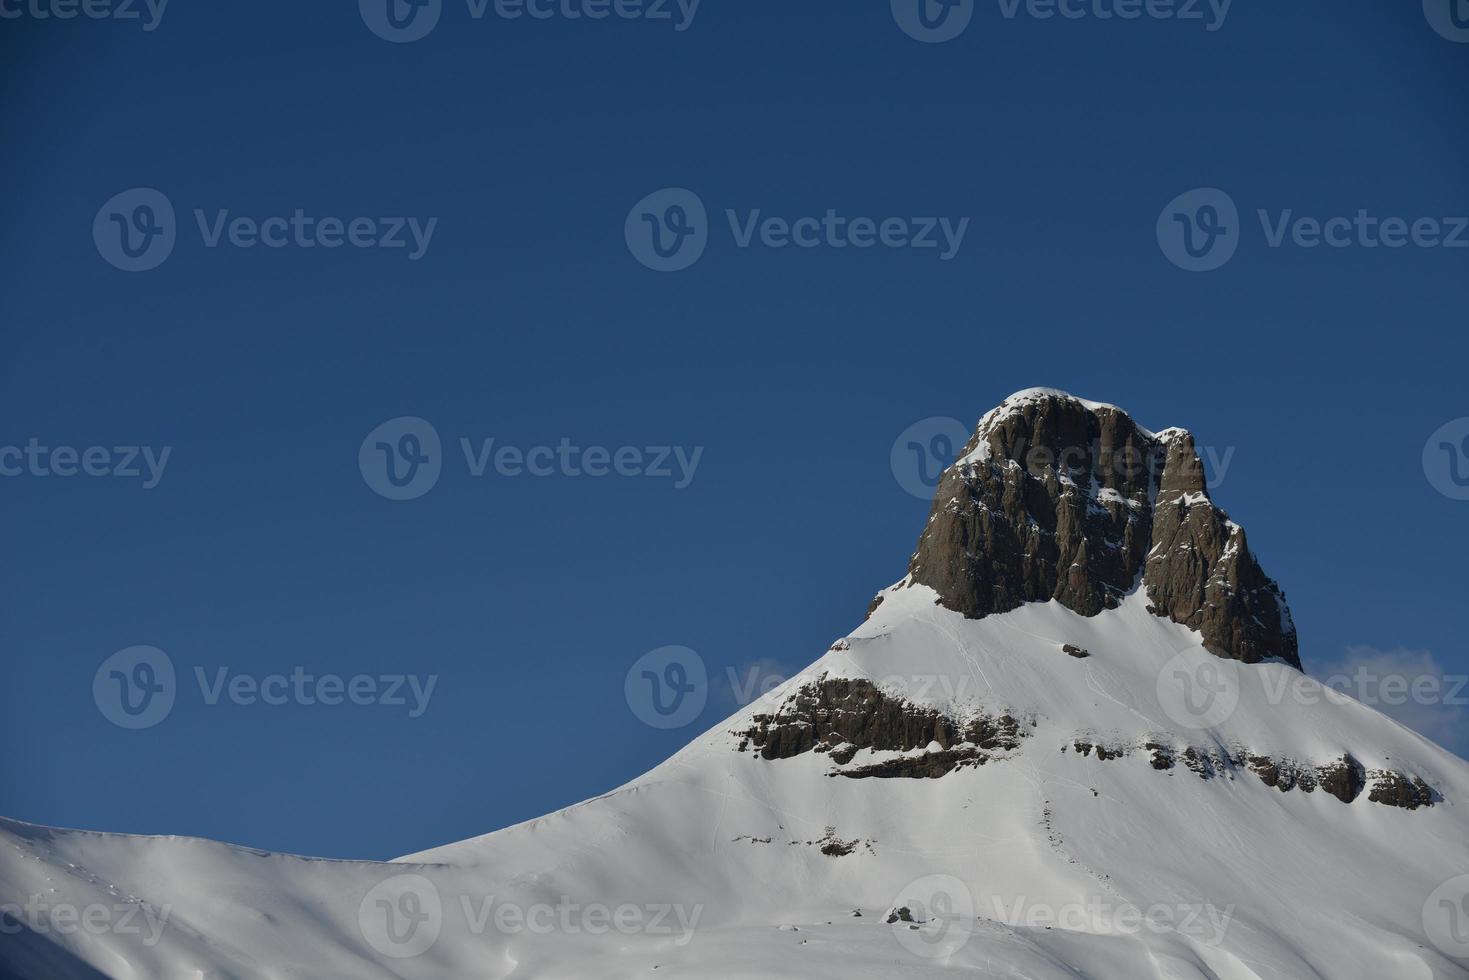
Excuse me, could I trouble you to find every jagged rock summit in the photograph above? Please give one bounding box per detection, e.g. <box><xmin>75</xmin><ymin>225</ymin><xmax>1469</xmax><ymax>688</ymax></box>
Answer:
<box><xmin>897</xmin><ymin>388</ymin><xmax>1299</xmax><ymax>668</ymax></box>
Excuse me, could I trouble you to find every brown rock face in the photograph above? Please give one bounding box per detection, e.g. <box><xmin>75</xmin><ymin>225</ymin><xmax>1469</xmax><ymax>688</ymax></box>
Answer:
<box><xmin>904</xmin><ymin>390</ymin><xmax>1300</xmax><ymax>668</ymax></box>
<box><xmin>734</xmin><ymin>676</ymin><xmax>1025</xmax><ymax>774</ymax></box>
<box><xmin>1366</xmin><ymin>770</ymin><xmax>1438</xmax><ymax>809</ymax></box>
<box><xmin>1146</xmin><ymin>431</ymin><xmax>1298</xmax><ymax>666</ymax></box>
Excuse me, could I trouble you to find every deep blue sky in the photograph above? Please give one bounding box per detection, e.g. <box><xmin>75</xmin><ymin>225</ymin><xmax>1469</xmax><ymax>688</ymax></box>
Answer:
<box><xmin>2</xmin><ymin>2</ymin><xmax>1466</xmax><ymax>860</ymax></box>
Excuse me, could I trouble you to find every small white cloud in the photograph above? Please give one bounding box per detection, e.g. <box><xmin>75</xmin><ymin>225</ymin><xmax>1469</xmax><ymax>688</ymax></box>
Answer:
<box><xmin>1307</xmin><ymin>647</ymin><xmax>1467</xmax><ymax>756</ymax></box>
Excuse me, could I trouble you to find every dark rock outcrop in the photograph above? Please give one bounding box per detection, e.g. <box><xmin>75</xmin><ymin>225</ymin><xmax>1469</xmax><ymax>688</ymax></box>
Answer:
<box><xmin>735</xmin><ymin>676</ymin><xmax>1023</xmax><ymax>763</ymax></box>
<box><xmin>902</xmin><ymin>390</ymin><xmax>1299</xmax><ymax>668</ymax></box>
<box><xmin>734</xmin><ymin>676</ymin><xmax>1025</xmax><ymax>779</ymax></box>
<box><xmin>1246</xmin><ymin>754</ymin><xmax>1298</xmax><ymax>790</ymax></box>
<box><xmin>1075</xmin><ymin>743</ymin><xmax>1437</xmax><ymax>808</ymax></box>
<box><xmin>1366</xmin><ymin>770</ymin><xmax>1438</xmax><ymax>809</ymax></box>
<box><xmin>1071</xmin><ymin>739</ymin><xmax>1125</xmax><ymax>761</ymax></box>
<box><xmin>1144</xmin><ymin>742</ymin><xmax>1175</xmax><ymax>770</ymax></box>
<box><xmin>818</xmin><ymin>831</ymin><xmax>858</xmax><ymax>856</ymax></box>
<box><xmin>904</xmin><ymin>391</ymin><xmax>1153</xmax><ymax>622</ymax></box>
<box><xmin>1316</xmin><ymin>754</ymin><xmax>1367</xmax><ymax>804</ymax></box>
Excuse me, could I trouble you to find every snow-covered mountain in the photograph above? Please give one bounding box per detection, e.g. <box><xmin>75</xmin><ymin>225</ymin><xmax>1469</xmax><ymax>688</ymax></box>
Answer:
<box><xmin>5</xmin><ymin>389</ymin><xmax>1468</xmax><ymax>979</ymax></box>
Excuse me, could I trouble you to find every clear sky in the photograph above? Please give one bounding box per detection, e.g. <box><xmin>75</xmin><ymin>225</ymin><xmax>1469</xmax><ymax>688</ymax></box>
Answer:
<box><xmin>2</xmin><ymin>1</ymin><xmax>1466</xmax><ymax>861</ymax></box>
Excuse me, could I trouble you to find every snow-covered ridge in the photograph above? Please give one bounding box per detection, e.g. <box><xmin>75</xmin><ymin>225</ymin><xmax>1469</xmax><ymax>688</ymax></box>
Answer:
<box><xmin>4</xmin><ymin>584</ymin><xmax>1468</xmax><ymax>979</ymax></box>
<box><xmin>3</xmin><ymin>391</ymin><xmax>1467</xmax><ymax>979</ymax></box>
<box><xmin>7</xmin><ymin>582</ymin><xmax>1463</xmax><ymax>980</ymax></box>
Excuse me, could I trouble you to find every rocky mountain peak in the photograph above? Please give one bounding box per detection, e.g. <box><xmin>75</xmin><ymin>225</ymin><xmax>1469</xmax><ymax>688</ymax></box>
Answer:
<box><xmin>899</xmin><ymin>389</ymin><xmax>1299</xmax><ymax>668</ymax></box>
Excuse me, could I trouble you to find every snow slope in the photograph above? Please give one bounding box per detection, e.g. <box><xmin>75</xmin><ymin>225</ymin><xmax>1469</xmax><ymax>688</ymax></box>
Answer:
<box><xmin>4</xmin><ymin>584</ymin><xmax>1468</xmax><ymax>979</ymax></box>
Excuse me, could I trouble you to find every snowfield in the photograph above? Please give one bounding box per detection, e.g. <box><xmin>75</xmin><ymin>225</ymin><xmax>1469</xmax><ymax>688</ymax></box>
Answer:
<box><xmin>4</xmin><ymin>585</ymin><xmax>1469</xmax><ymax>978</ymax></box>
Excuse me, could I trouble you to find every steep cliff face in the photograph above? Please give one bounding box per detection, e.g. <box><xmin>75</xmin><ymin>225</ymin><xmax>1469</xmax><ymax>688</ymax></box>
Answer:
<box><xmin>901</xmin><ymin>389</ymin><xmax>1299</xmax><ymax>668</ymax></box>
<box><xmin>1145</xmin><ymin>429</ymin><xmax>1298</xmax><ymax>666</ymax></box>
